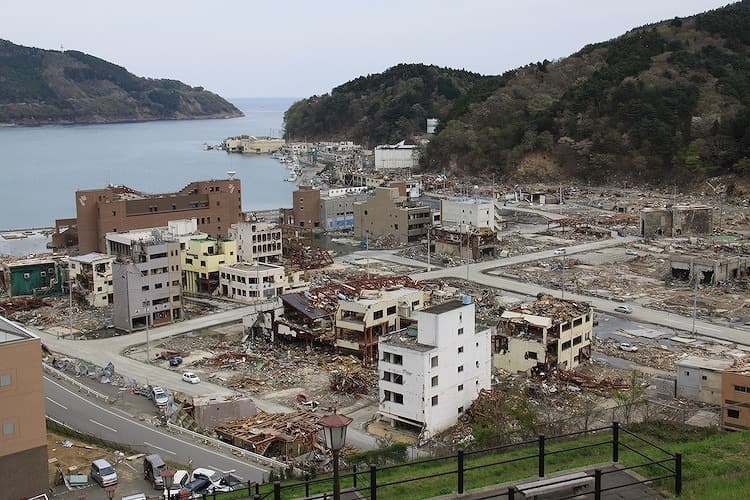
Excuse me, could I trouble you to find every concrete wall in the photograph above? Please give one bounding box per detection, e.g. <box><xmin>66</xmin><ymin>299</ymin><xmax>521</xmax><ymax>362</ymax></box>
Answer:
<box><xmin>722</xmin><ymin>371</ymin><xmax>750</xmax><ymax>431</ymax></box>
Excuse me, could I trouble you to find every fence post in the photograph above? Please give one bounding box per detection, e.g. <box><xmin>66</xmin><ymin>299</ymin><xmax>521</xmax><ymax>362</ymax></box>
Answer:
<box><xmin>457</xmin><ymin>449</ymin><xmax>465</xmax><ymax>494</ymax></box>
<box><xmin>370</xmin><ymin>464</ymin><xmax>377</xmax><ymax>500</ymax></box>
<box><xmin>255</xmin><ymin>482</ymin><xmax>261</xmax><ymax>500</ymax></box>
<box><xmin>274</xmin><ymin>480</ymin><xmax>281</xmax><ymax>500</ymax></box>
<box><xmin>305</xmin><ymin>473</ymin><xmax>310</xmax><ymax>497</ymax></box>
<box><xmin>594</xmin><ymin>469</ymin><xmax>602</xmax><ymax>500</ymax></box>
<box><xmin>612</xmin><ymin>420</ymin><xmax>620</xmax><ymax>462</ymax></box>
<box><xmin>508</xmin><ymin>485</ymin><xmax>515</xmax><ymax>500</ymax></box>
<box><xmin>353</xmin><ymin>464</ymin><xmax>358</xmax><ymax>488</ymax></box>
<box><xmin>675</xmin><ymin>452</ymin><xmax>682</xmax><ymax>496</ymax></box>
<box><xmin>538</xmin><ymin>434</ymin><xmax>545</xmax><ymax>477</ymax></box>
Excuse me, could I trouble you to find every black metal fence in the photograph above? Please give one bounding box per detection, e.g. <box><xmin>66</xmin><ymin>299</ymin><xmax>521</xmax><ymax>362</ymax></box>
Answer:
<box><xmin>210</xmin><ymin>421</ymin><xmax>682</xmax><ymax>500</ymax></box>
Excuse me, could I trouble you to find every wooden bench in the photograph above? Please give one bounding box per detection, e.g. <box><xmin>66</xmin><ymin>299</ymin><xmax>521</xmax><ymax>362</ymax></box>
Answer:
<box><xmin>516</xmin><ymin>471</ymin><xmax>595</xmax><ymax>499</ymax></box>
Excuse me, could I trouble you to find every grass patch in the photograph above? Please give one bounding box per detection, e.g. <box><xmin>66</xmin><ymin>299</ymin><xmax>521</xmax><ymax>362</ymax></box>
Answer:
<box><xmin>216</xmin><ymin>425</ymin><xmax>750</xmax><ymax>499</ymax></box>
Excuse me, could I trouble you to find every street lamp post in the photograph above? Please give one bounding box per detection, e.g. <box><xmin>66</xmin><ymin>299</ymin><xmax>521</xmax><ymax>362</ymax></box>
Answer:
<box><xmin>561</xmin><ymin>249</ymin><xmax>567</xmax><ymax>299</ymax></box>
<box><xmin>320</xmin><ymin>410</ymin><xmax>353</xmax><ymax>500</ymax></box>
<box><xmin>143</xmin><ymin>300</ymin><xmax>151</xmax><ymax>364</ymax></box>
<box><xmin>426</xmin><ymin>225</ymin><xmax>432</xmax><ymax>272</ymax></box>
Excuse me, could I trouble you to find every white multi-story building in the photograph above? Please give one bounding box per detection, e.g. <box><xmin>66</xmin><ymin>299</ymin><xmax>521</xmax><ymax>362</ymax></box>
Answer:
<box><xmin>68</xmin><ymin>253</ymin><xmax>114</xmax><ymax>307</ymax></box>
<box><xmin>230</xmin><ymin>221</ymin><xmax>282</xmax><ymax>263</ymax></box>
<box><xmin>378</xmin><ymin>298</ymin><xmax>491</xmax><ymax>439</ymax></box>
<box><xmin>440</xmin><ymin>198</ymin><xmax>496</xmax><ymax>231</ymax></box>
<box><xmin>219</xmin><ymin>262</ymin><xmax>286</xmax><ymax>301</ymax></box>
<box><xmin>374</xmin><ymin>141</ymin><xmax>419</xmax><ymax>172</ymax></box>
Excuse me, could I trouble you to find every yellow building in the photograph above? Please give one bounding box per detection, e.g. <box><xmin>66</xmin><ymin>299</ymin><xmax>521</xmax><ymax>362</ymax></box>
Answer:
<box><xmin>182</xmin><ymin>238</ymin><xmax>238</xmax><ymax>294</ymax></box>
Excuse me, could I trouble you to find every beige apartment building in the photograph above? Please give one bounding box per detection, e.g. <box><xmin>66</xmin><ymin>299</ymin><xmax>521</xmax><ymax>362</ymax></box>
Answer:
<box><xmin>230</xmin><ymin>220</ymin><xmax>283</xmax><ymax>263</ymax></box>
<box><xmin>493</xmin><ymin>296</ymin><xmax>593</xmax><ymax>374</ymax></box>
<box><xmin>353</xmin><ymin>187</ymin><xmax>432</xmax><ymax>244</ymax></box>
<box><xmin>0</xmin><ymin>316</ymin><xmax>48</xmax><ymax>499</ymax></box>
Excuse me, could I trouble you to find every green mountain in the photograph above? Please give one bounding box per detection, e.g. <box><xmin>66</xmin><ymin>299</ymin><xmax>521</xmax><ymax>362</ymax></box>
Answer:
<box><xmin>284</xmin><ymin>63</ymin><xmax>487</xmax><ymax>145</ymax></box>
<box><xmin>0</xmin><ymin>40</ymin><xmax>242</xmax><ymax>125</ymax></box>
<box><xmin>285</xmin><ymin>1</ymin><xmax>750</xmax><ymax>185</ymax></box>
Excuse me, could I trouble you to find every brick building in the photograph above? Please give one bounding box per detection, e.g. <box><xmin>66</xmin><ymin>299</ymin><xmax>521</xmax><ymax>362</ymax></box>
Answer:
<box><xmin>74</xmin><ymin>179</ymin><xmax>243</xmax><ymax>253</ymax></box>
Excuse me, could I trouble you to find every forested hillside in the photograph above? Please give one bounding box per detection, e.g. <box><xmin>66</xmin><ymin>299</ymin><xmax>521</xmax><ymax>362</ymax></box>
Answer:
<box><xmin>285</xmin><ymin>1</ymin><xmax>750</xmax><ymax>185</ymax></box>
<box><xmin>0</xmin><ymin>40</ymin><xmax>242</xmax><ymax>125</ymax></box>
<box><xmin>283</xmin><ymin>64</ymin><xmax>487</xmax><ymax>145</ymax></box>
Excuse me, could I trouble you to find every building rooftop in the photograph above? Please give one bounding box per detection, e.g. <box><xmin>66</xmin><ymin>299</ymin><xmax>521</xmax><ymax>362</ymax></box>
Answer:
<box><xmin>421</xmin><ymin>299</ymin><xmax>468</xmax><ymax>315</ymax></box>
<box><xmin>341</xmin><ymin>286</ymin><xmax>422</xmax><ymax>307</ymax></box>
<box><xmin>70</xmin><ymin>252</ymin><xmax>112</xmax><ymax>264</ymax></box>
<box><xmin>675</xmin><ymin>356</ymin><xmax>734</xmax><ymax>371</ymax></box>
<box><xmin>381</xmin><ymin>327</ymin><xmax>436</xmax><ymax>352</ymax></box>
<box><xmin>0</xmin><ymin>316</ymin><xmax>38</xmax><ymax>345</ymax></box>
<box><xmin>444</xmin><ymin>197</ymin><xmax>493</xmax><ymax>205</ymax></box>
<box><xmin>507</xmin><ymin>296</ymin><xmax>591</xmax><ymax>322</ymax></box>
<box><xmin>5</xmin><ymin>256</ymin><xmax>58</xmax><ymax>267</ymax></box>
<box><xmin>227</xmin><ymin>262</ymin><xmax>282</xmax><ymax>273</ymax></box>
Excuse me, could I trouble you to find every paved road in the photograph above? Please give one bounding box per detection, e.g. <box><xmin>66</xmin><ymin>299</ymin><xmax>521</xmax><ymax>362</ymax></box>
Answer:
<box><xmin>44</xmin><ymin>375</ymin><xmax>270</xmax><ymax>483</ymax></box>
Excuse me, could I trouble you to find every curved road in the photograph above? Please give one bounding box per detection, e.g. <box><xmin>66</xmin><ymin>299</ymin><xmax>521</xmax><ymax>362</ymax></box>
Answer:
<box><xmin>44</xmin><ymin>375</ymin><xmax>270</xmax><ymax>484</ymax></box>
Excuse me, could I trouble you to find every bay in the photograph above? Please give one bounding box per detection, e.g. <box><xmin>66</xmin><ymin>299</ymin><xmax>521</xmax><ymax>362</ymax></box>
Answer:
<box><xmin>0</xmin><ymin>97</ymin><xmax>298</xmax><ymax>231</ymax></box>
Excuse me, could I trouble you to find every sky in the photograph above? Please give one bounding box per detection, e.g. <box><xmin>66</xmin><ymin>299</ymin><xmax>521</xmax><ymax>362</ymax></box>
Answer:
<box><xmin>0</xmin><ymin>0</ymin><xmax>732</xmax><ymax>99</ymax></box>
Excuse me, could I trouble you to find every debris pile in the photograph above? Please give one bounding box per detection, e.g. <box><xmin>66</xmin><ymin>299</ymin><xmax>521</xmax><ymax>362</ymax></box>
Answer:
<box><xmin>329</xmin><ymin>368</ymin><xmax>374</xmax><ymax>395</ymax></box>
<box><xmin>215</xmin><ymin>410</ymin><xmax>322</xmax><ymax>459</ymax></box>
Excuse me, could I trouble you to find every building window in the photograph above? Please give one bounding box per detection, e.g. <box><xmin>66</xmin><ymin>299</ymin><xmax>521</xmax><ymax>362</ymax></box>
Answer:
<box><xmin>561</xmin><ymin>340</ymin><xmax>571</xmax><ymax>351</ymax></box>
<box><xmin>728</xmin><ymin>409</ymin><xmax>740</xmax><ymax>419</ymax></box>
<box><xmin>382</xmin><ymin>352</ymin><xmax>391</xmax><ymax>363</ymax></box>
<box><xmin>734</xmin><ymin>385</ymin><xmax>749</xmax><ymax>393</ymax></box>
<box><xmin>2</xmin><ymin>423</ymin><xmax>14</xmax><ymax>435</ymax></box>
<box><xmin>412</xmin><ymin>300</ymin><xmax>420</xmax><ymax>309</ymax></box>
<box><xmin>373</xmin><ymin>310</ymin><xmax>383</xmax><ymax>320</ymax></box>
<box><xmin>458</xmin><ymin>365</ymin><xmax>464</xmax><ymax>373</ymax></box>
<box><xmin>573</xmin><ymin>336</ymin><xmax>582</xmax><ymax>346</ymax></box>
<box><xmin>40</xmin><ymin>271</ymin><xmax>46</xmax><ymax>277</ymax></box>
<box><xmin>141</xmin><ymin>285</ymin><xmax>149</xmax><ymax>291</ymax></box>
<box><xmin>393</xmin><ymin>354</ymin><xmax>403</xmax><ymax>365</ymax></box>
<box><xmin>0</xmin><ymin>374</ymin><xmax>11</xmax><ymax>387</ymax></box>
<box><xmin>431</xmin><ymin>375</ymin><xmax>438</xmax><ymax>387</ymax></box>
<box><xmin>382</xmin><ymin>371</ymin><xmax>391</xmax><ymax>382</ymax></box>
<box><xmin>458</xmin><ymin>384</ymin><xmax>464</xmax><ymax>391</ymax></box>
<box><xmin>702</xmin><ymin>375</ymin><xmax>707</xmax><ymax>381</ymax></box>
<box><xmin>475</xmin><ymin>360</ymin><xmax>480</xmax><ymax>368</ymax></box>
<box><xmin>458</xmin><ymin>327</ymin><xmax>464</xmax><ymax>335</ymax></box>
<box><xmin>387</xmin><ymin>305</ymin><xmax>397</xmax><ymax>315</ymax></box>
<box><xmin>457</xmin><ymin>346</ymin><xmax>464</xmax><ymax>354</ymax></box>
<box><xmin>431</xmin><ymin>356</ymin><xmax>439</xmax><ymax>368</ymax></box>
<box><xmin>431</xmin><ymin>395</ymin><xmax>439</xmax><ymax>407</ymax></box>
<box><xmin>458</xmin><ymin>407</ymin><xmax>464</xmax><ymax>414</ymax></box>
<box><xmin>526</xmin><ymin>351</ymin><xmax>538</xmax><ymax>360</ymax></box>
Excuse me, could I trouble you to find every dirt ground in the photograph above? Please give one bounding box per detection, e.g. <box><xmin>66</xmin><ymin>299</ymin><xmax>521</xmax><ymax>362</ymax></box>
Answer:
<box><xmin>47</xmin><ymin>432</ymin><xmax>157</xmax><ymax>500</ymax></box>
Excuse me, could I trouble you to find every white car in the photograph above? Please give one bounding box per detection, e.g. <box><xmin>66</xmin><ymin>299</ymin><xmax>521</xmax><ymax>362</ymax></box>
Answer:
<box><xmin>614</xmin><ymin>305</ymin><xmax>633</xmax><ymax>314</ymax></box>
<box><xmin>151</xmin><ymin>386</ymin><xmax>169</xmax><ymax>407</ymax></box>
<box><xmin>619</xmin><ymin>343</ymin><xmax>639</xmax><ymax>352</ymax></box>
<box><xmin>553</xmin><ymin>248</ymin><xmax>566</xmax><ymax>255</ymax></box>
<box><xmin>162</xmin><ymin>469</ymin><xmax>189</xmax><ymax>498</ymax></box>
<box><xmin>182</xmin><ymin>372</ymin><xmax>200</xmax><ymax>384</ymax></box>
<box><xmin>626</xmin><ymin>249</ymin><xmax>638</xmax><ymax>256</ymax></box>
<box><xmin>190</xmin><ymin>468</ymin><xmax>232</xmax><ymax>493</ymax></box>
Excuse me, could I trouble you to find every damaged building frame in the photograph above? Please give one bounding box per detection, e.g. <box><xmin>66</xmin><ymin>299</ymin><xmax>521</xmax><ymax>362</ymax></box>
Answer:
<box><xmin>275</xmin><ymin>276</ymin><xmax>427</xmax><ymax>365</ymax></box>
<box><xmin>493</xmin><ymin>296</ymin><xmax>593</xmax><ymax>375</ymax></box>
<box><xmin>670</xmin><ymin>254</ymin><xmax>749</xmax><ymax>285</ymax></box>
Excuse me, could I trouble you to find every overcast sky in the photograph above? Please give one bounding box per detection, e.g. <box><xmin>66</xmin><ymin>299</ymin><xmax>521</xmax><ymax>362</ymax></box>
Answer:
<box><xmin>1</xmin><ymin>1</ymin><xmax>731</xmax><ymax>98</ymax></box>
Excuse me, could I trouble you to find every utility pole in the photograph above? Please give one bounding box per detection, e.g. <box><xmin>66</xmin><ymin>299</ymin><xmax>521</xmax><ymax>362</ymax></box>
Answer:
<box><xmin>692</xmin><ymin>271</ymin><xmax>699</xmax><ymax>335</ymax></box>
<box><xmin>143</xmin><ymin>300</ymin><xmax>151</xmax><ymax>364</ymax></box>
<box><xmin>426</xmin><ymin>226</ymin><xmax>431</xmax><ymax>272</ymax></box>
<box><xmin>561</xmin><ymin>249</ymin><xmax>567</xmax><ymax>300</ymax></box>
<box><xmin>68</xmin><ymin>264</ymin><xmax>73</xmax><ymax>339</ymax></box>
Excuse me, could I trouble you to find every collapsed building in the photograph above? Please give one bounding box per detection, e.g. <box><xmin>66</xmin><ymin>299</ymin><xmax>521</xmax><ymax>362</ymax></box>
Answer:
<box><xmin>669</xmin><ymin>254</ymin><xmax>749</xmax><ymax>285</ymax></box>
<box><xmin>640</xmin><ymin>205</ymin><xmax>713</xmax><ymax>238</ymax></box>
<box><xmin>69</xmin><ymin>253</ymin><xmax>114</xmax><ymax>307</ymax></box>
<box><xmin>215</xmin><ymin>410</ymin><xmax>321</xmax><ymax>459</ymax></box>
<box><xmin>431</xmin><ymin>226</ymin><xmax>499</xmax><ymax>260</ymax></box>
<box><xmin>275</xmin><ymin>276</ymin><xmax>427</xmax><ymax>365</ymax></box>
<box><xmin>493</xmin><ymin>296</ymin><xmax>593</xmax><ymax>375</ymax></box>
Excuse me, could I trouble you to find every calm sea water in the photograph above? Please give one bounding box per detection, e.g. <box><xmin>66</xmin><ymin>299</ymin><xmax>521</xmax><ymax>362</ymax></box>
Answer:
<box><xmin>0</xmin><ymin>97</ymin><xmax>297</xmax><ymax>231</ymax></box>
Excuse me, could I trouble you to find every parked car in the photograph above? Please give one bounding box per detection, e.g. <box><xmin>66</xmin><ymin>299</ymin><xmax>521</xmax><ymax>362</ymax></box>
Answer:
<box><xmin>626</xmin><ymin>249</ymin><xmax>638</xmax><ymax>256</ymax></box>
<box><xmin>162</xmin><ymin>469</ymin><xmax>189</xmax><ymax>498</ymax></box>
<box><xmin>122</xmin><ymin>495</ymin><xmax>147</xmax><ymax>500</ymax></box>
<box><xmin>619</xmin><ymin>343</ymin><xmax>639</xmax><ymax>352</ymax></box>
<box><xmin>144</xmin><ymin>453</ymin><xmax>167</xmax><ymax>489</ymax></box>
<box><xmin>189</xmin><ymin>468</ymin><xmax>232</xmax><ymax>493</ymax></box>
<box><xmin>182</xmin><ymin>372</ymin><xmax>200</xmax><ymax>384</ymax></box>
<box><xmin>169</xmin><ymin>355</ymin><xmax>183</xmax><ymax>367</ymax></box>
<box><xmin>180</xmin><ymin>476</ymin><xmax>211</xmax><ymax>496</ymax></box>
<box><xmin>614</xmin><ymin>305</ymin><xmax>633</xmax><ymax>314</ymax></box>
<box><xmin>553</xmin><ymin>248</ymin><xmax>567</xmax><ymax>255</ymax></box>
<box><xmin>151</xmin><ymin>387</ymin><xmax>169</xmax><ymax>407</ymax></box>
<box><xmin>90</xmin><ymin>458</ymin><xmax>118</xmax><ymax>487</ymax></box>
